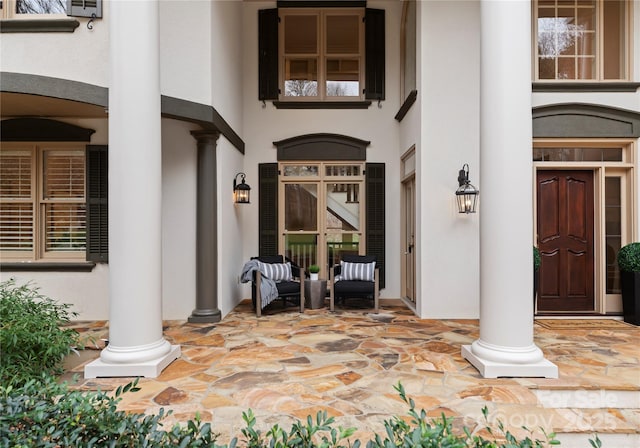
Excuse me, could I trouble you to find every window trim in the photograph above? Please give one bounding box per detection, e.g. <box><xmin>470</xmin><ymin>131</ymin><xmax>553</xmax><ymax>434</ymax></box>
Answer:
<box><xmin>0</xmin><ymin>18</ymin><xmax>79</xmax><ymax>33</ymax></box>
<box><xmin>532</xmin><ymin>0</ymin><xmax>633</xmax><ymax>82</ymax></box>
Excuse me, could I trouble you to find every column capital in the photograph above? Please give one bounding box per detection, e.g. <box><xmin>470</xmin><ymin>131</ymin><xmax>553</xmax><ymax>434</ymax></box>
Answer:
<box><xmin>191</xmin><ymin>130</ymin><xmax>221</xmax><ymax>145</ymax></box>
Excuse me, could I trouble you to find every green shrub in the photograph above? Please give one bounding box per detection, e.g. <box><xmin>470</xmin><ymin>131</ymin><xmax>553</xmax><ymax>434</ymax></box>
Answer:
<box><xmin>617</xmin><ymin>242</ymin><xmax>640</xmax><ymax>272</ymax></box>
<box><xmin>308</xmin><ymin>264</ymin><xmax>320</xmax><ymax>274</ymax></box>
<box><xmin>0</xmin><ymin>279</ymin><xmax>80</xmax><ymax>387</ymax></box>
<box><xmin>534</xmin><ymin>246</ymin><xmax>541</xmax><ymax>271</ymax></box>
<box><xmin>0</xmin><ymin>376</ymin><xmax>219</xmax><ymax>447</ymax></box>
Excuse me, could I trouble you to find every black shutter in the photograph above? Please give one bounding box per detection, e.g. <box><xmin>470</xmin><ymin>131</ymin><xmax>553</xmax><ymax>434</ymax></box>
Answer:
<box><xmin>86</xmin><ymin>145</ymin><xmax>108</xmax><ymax>262</ymax></box>
<box><xmin>259</xmin><ymin>9</ymin><xmax>279</xmax><ymax>101</ymax></box>
<box><xmin>365</xmin><ymin>8</ymin><xmax>385</xmax><ymax>101</ymax></box>
<box><xmin>259</xmin><ymin>163</ymin><xmax>278</xmax><ymax>256</ymax></box>
<box><xmin>366</xmin><ymin>163</ymin><xmax>385</xmax><ymax>288</ymax></box>
<box><xmin>67</xmin><ymin>0</ymin><xmax>102</xmax><ymax>18</ymax></box>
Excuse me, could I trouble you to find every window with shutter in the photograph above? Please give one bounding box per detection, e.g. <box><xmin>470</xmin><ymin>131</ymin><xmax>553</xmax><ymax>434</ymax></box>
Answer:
<box><xmin>258</xmin><ymin>6</ymin><xmax>385</xmax><ymax>105</ymax></box>
<box><xmin>0</xmin><ymin>143</ymin><xmax>87</xmax><ymax>261</ymax></box>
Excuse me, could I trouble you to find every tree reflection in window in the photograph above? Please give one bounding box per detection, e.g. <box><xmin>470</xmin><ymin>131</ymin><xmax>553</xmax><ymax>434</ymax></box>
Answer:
<box><xmin>17</xmin><ymin>0</ymin><xmax>65</xmax><ymax>14</ymax></box>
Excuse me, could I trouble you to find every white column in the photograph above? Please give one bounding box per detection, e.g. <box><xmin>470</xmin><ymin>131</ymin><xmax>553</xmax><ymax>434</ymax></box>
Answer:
<box><xmin>85</xmin><ymin>0</ymin><xmax>180</xmax><ymax>378</ymax></box>
<box><xmin>461</xmin><ymin>0</ymin><xmax>557</xmax><ymax>378</ymax></box>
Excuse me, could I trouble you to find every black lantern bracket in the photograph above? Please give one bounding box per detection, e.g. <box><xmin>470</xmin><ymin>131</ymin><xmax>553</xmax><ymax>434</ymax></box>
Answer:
<box><xmin>233</xmin><ymin>172</ymin><xmax>251</xmax><ymax>204</ymax></box>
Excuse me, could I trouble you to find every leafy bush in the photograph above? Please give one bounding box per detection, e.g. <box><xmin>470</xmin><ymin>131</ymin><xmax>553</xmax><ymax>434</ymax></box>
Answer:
<box><xmin>617</xmin><ymin>242</ymin><xmax>640</xmax><ymax>272</ymax></box>
<box><xmin>534</xmin><ymin>246</ymin><xmax>541</xmax><ymax>271</ymax></box>
<box><xmin>0</xmin><ymin>279</ymin><xmax>80</xmax><ymax>387</ymax></box>
<box><xmin>0</xmin><ymin>376</ymin><xmax>219</xmax><ymax>447</ymax></box>
<box><xmin>308</xmin><ymin>264</ymin><xmax>320</xmax><ymax>274</ymax></box>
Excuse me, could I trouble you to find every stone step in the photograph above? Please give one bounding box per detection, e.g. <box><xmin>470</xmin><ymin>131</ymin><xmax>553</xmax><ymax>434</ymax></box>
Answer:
<box><xmin>532</xmin><ymin>388</ymin><xmax>639</xmax><ymax>447</ymax></box>
<box><xmin>534</xmin><ymin>389</ymin><xmax>640</xmax><ymax>409</ymax></box>
<box><xmin>556</xmin><ymin>432</ymin><xmax>640</xmax><ymax>448</ymax></box>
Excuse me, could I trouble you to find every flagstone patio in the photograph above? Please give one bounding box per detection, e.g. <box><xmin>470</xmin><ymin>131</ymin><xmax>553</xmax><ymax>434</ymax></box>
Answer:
<box><xmin>63</xmin><ymin>299</ymin><xmax>640</xmax><ymax>448</ymax></box>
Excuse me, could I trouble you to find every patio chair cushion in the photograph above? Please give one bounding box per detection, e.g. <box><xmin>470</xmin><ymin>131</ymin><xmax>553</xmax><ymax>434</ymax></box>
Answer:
<box><xmin>275</xmin><ymin>279</ymin><xmax>302</xmax><ymax>295</ymax></box>
<box><xmin>259</xmin><ymin>261</ymin><xmax>292</xmax><ymax>282</ymax></box>
<box><xmin>333</xmin><ymin>280</ymin><xmax>375</xmax><ymax>295</ymax></box>
<box><xmin>339</xmin><ymin>260</ymin><xmax>375</xmax><ymax>282</ymax></box>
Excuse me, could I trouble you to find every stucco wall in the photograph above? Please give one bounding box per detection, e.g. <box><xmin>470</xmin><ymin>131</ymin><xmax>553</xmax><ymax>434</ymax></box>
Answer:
<box><xmin>159</xmin><ymin>1</ymin><xmax>213</xmax><ymax>106</ymax></box>
<box><xmin>161</xmin><ymin>119</ymin><xmax>198</xmax><ymax>320</ymax></box>
<box><xmin>414</xmin><ymin>0</ymin><xmax>481</xmax><ymax>319</ymax></box>
<box><xmin>0</xmin><ymin>5</ymin><xmax>110</xmax><ymax>87</ymax></box>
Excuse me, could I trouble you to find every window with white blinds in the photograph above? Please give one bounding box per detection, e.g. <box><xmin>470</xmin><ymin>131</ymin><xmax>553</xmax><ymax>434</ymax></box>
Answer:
<box><xmin>0</xmin><ymin>150</ymin><xmax>34</xmax><ymax>252</ymax></box>
<box><xmin>0</xmin><ymin>145</ymin><xmax>86</xmax><ymax>260</ymax></box>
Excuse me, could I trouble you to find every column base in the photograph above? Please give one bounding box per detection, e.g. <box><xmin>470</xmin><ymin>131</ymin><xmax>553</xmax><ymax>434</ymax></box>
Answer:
<box><xmin>188</xmin><ymin>309</ymin><xmax>221</xmax><ymax>323</ymax></box>
<box><xmin>462</xmin><ymin>345</ymin><xmax>558</xmax><ymax>379</ymax></box>
<box><xmin>84</xmin><ymin>345</ymin><xmax>181</xmax><ymax>378</ymax></box>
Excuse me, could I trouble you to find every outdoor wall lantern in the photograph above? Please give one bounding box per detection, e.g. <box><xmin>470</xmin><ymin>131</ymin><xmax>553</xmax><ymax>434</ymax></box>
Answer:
<box><xmin>455</xmin><ymin>164</ymin><xmax>479</xmax><ymax>214</ymax></box>
<box><xmin>233</xmin><ymin>173</ymin><xmax>251</xmax><ymax>204</ymax></box>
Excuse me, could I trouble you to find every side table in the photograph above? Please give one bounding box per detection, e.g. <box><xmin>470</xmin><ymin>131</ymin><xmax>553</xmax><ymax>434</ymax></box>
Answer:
<box><xmin>304</xmin><ymin>279</ymin><xmax>327</xmax><ymax>309</ymax></box>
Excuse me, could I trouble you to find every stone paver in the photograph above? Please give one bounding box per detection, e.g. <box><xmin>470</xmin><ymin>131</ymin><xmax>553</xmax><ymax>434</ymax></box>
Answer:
<box><xmin>64</xmin><ymin>299</ymin><xmax>640</xmax><ymax>445</ymax></box>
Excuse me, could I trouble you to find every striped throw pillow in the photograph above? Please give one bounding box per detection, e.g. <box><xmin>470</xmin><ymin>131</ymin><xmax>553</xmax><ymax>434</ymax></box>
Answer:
<box><xmin>259</xmin><ymin>262</ymin><xmax>292</xmax><ymax>281</ymax></box>
<box><xmin>340</xmin><ymin>261</ymin><xmax>375</xmax><ymax>282</ymax></box>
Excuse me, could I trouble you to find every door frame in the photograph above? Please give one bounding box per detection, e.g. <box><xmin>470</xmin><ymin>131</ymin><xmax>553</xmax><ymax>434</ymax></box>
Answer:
<box><xmin>533</xmin><ymin>139</ymin><xmax>637</xmax><ymax>315</ymax></box>
<box><xmin>277</xmin><ymin>161</ymin><xmax>366</xmax><ymax>274</ymax></box>
<box><xmin>401</xmin><ymin>147</ymin><xmax>416</xmax><ymax>304</ymax></box>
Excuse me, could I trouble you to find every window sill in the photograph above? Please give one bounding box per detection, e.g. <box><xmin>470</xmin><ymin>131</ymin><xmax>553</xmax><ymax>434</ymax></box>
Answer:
<box><xmin>532</xmin><ymin>82</ymin><xmax>640</xmax><ymax>93</ymax></box>
<box><xmin>1</xmin><ymin>261</ymin><xmax>97</xmax><ymax>272</ymax></box>
<box><xmin>0</xmin><ymin>18</ymin><xmax>80</xmax><ymax>33</ymax></box>
<box><xmin>273</xmin><ymin>101</ymin><xmax>372</xmax><ymax>109</ymax></box>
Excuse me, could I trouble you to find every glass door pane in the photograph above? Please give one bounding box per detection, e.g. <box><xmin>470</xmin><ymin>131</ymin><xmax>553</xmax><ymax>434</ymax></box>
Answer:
<box><xmin>284</xmin><ymin>183</ymin><xmax>319</xmax><ymax>269</ymax></box>
<box><xmin>325</xmin><ymin>182</ymin><xmax>361</xmax><ymax>271</ymax></box>
<box><xmin>605</xmin><ymin>177</ymin><xmax>622</xmax><ymax>294</ymax></box>
<box><xmin>284</xmin><ymin>184</ymin><xmax>317</xmax><ymax>231</ymax></box>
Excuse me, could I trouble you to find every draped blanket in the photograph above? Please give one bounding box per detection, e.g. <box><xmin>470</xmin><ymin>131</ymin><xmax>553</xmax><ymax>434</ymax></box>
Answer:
<box><xmin>240</xmin><ymin>259</ymin><xmax>279</xmax><ymax>310</ymax></box>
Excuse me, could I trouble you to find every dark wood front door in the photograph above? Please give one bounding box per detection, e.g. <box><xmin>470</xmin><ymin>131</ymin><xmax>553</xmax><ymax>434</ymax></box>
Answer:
<box><xmin>537</xmin><ymin>170</ymin><xmax>595</xmax><ymax>312</ymax></box>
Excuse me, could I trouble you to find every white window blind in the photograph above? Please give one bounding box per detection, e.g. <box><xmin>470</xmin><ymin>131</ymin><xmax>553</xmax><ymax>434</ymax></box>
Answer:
<box><xmin>0</xmin><ymin>146</ymin><xmax>86</xmax><ymax>258</ymax></box>
<box><xmin>0</xmin><ymin>151</ymin><xmax>34</xmax><ymax>252</ymax></box>
<box><xmin>42</xmin><ymin>150</ymin><xmax>86</xmax><ymax>253</ymax></box>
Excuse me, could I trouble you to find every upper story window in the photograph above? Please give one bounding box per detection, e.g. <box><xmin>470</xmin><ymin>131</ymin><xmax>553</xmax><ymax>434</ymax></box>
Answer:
<box><xmin>534</xmin><ymin>0</ymin><xmax>630</xmax><ymax>81</ymax></box>
<box><xmin>1</xmin><ymin>0</ymin><xmax>65</xmax><ymax>18</ymax></box>
<box><xmin>281</xmin><ymin>9</ymin><xmax>364</xmax><ymax>100</ymax></box>
<box><xmin>259</xmin><ymin>6</ymin><xmax>385</xmax><ymax>107</ymax></box>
